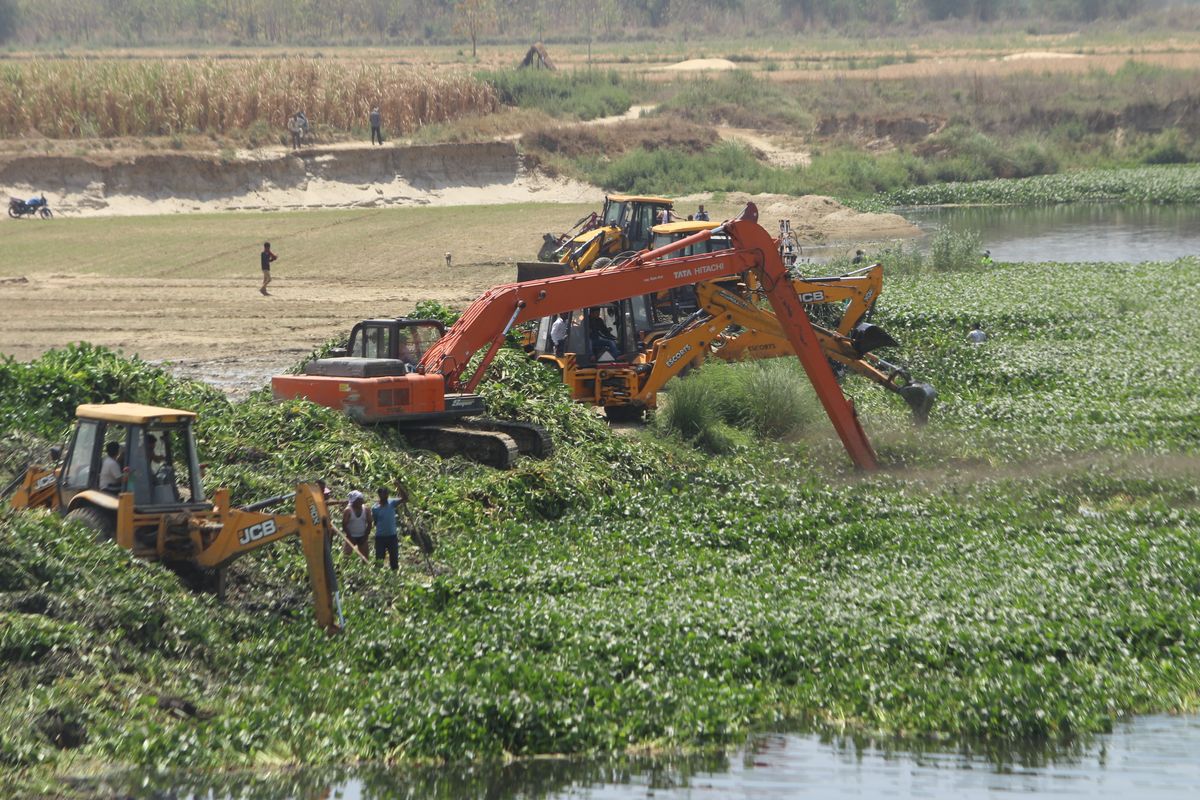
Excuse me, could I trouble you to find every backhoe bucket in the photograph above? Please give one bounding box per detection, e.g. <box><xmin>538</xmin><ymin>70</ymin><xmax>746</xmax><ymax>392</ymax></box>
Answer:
<box><xmin>851</xmin><ymin>322</ymin><xmax>900</xmax><ymax>357</ymax></box>
<box><xmin>898</xmin><ymin>382</ymin><xmax>937</xmax><ymax>425</ymax></box>
<box><xmin>516</xmin><ymin>261</ymin><xmax>570</xmax><ymax>283</ymax></box>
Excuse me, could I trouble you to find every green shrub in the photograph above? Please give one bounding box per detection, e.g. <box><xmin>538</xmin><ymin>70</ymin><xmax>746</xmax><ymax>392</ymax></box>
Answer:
<box><xmin>928</xmin><ymin>228</ymin><xmax>984</xmax><ymax>272</ymax></box>
<box><xmin>478</xmin><ymin>69</ymin><xmax>633</xmax><ymax>121</ymax></box>
<box><xmin>741</xmin><ymin>360</ymin><xmax>819</xmax><ymax>438</ymax></box>
<box><xmin>656</xmin><ymin>359</ymin><xmax>817</xmax><ymax>451</ymax></box>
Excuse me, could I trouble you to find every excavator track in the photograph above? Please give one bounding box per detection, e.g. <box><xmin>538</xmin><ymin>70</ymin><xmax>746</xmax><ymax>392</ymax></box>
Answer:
<box><xmin>398</xmin><ymin>426</ymin><xmax>521</xmax><ymax>469</ymax></box>
<box><xmin>458</xmin><ymin>418</ymin><xmax>554</xmax><ymax>459</ymax></box>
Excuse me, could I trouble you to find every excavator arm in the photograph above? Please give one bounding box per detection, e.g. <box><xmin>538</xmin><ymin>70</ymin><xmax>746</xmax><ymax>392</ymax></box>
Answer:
<box><xmin>189</xmin><ymin>483</ymin><xmax>342</xmax><ymax>633</ymax></box>
<box><xmin>420</xmin><ymin>204</ymin><xmax>879</xmax><ymax>470</ymax></box>
<box><xmin>785</xmin><ymin>263</ymin><xmax>885</xmax><ymax>336</ymax></box>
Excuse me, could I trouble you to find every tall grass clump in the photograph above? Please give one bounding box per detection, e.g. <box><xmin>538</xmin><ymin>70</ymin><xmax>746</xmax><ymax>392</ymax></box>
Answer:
<box><xmin>928</xmin><ymin>228</ymin><xmax>984</xmax><ymax>272</ymax></box>
<box><xmin>0</xmin><ymin>59</ymin><xmax>498</xmax><ymax>138</ymax></box>
<box><xmin>655</xmin><ymin>362</ymin><xmax>744</xmax><ymax>454</ymax></box>
<box><xmin>656</xmin><ymin>359</ymin><xmax>817</xmax><ymax>452</ymax></box>
<box><xmin>741</xmin><ymin>360</ymin><xmax>820</xmax><ymax>438</ymax></box>
<box><xmin>478</xmin><ymin>69</ymin><xmax>634</xmax><ymax>121</ymax></box>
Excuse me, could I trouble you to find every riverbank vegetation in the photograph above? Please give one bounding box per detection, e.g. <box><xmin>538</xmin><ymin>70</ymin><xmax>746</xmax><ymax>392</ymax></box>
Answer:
<box><xmin>2</xmin><ymin>0</ymin><xmax>1196</xmax><ymax>48</ymax></box>
<box><xmin>2</xmin><ymin>253</ymin><xmax>1199</xmax><ymax>796</ymax></box>
<box><xmin>521</xmin><ymin>62</ymin><xmax>1200</xmax><ymax>200</ymax></box>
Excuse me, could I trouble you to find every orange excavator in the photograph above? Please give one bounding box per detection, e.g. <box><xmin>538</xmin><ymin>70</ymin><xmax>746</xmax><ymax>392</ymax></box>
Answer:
<box><xmin>276</xmin><ymin>204</ymin><xmax>880</xmax><ymax>469</ymax></box>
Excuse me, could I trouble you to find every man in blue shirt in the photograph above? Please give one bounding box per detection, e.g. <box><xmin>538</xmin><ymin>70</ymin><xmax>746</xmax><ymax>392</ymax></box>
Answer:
<box><xmin>371</xmin><ymin>482</ymin><xmax>407</xmax><ymax>570</ymax></box>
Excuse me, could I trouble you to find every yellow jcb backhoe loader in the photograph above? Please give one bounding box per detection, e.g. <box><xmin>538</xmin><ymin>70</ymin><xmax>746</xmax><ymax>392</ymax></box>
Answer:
<box><xmin>6</xmin><ymin>403</ymin><xmax>342</xmax><ymax>634</ymax></box>
<box><xmin>518</xmin><ymin>194</ymin><xmax>676</xmax><ymax>281</ymax></box>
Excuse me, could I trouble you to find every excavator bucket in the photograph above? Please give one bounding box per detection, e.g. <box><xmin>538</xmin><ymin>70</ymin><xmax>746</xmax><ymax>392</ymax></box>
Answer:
<box><xmin>851</xmin><ymin>322</ymin><xmax>900</xmax><ymax>357</ymax></box>
<box><xmin>516</xmin><ymin>261</ymin><xmax>571</xmax><ymax>282</ymax></box>
<box><xmin>897</xmin><ymin>383</ymin><xmax>937</xmax><ymax>425</ymax></box>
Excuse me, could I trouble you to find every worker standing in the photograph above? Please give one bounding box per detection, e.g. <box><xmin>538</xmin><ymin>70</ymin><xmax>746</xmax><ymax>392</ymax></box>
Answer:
<box><xmin>550</xmin><ymin>312</ymin><xmax>570</xmax><ymax>357</ymax></box>
<box><xmin>260</xmin><ymin>242</ymin><xmax>277</xmax><ymax>296</ymax></box>
<box><xmin>369</xmin><ymin>107</ymin><xmax>383</xmax><ymax>145</ymax></box>
<box><xmin>342</xmin><ymin>490</ymin><xmax>372</xmax><ymax>558</ymax></box>
<box><xmin>287</xmin><ymin>114</ymin><xmax>302</xmax><ymax>150</ymax></box>
<box><xmin>371</xmin><ymin>482</ymin><xmax>406</xmax><ymax>571</ymax></box>
<box><xmin>694</xmin><ymin>205</ymin><xmax>709</xmax><ymax>221</ymax></box>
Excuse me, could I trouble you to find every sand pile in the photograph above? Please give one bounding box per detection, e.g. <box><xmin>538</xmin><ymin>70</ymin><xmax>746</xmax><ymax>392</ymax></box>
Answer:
<box><xmin>658</xmin><ymin>58</ymin><xmax>739</xmax><ymax>72</ymax></box>
<box><xmin>713</xmin><ymin>192</ymin><xmax>920</xmax><ymax>242</ymax></box>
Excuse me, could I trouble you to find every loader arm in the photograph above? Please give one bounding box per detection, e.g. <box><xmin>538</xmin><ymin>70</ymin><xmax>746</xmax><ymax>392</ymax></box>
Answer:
<box><xmin>786</xmin><ymin>264</ymin><xmax>885</xmax><ymax>336</ymax></box>
<box><xmin>420</xmin><ymin>205</ymin><xmax>879</xmax><ymax>470</ymax></box>
<box><xmin>629</xmin><ymin>276</ymin><xmax>904</xmax><ymax>409</ymax></box>
<box><xmin>7</xmin><ymin>465</ymin><xmax>59</xmax><ymax>510</ymax></box>
<box><xmin>696</xmin><ymin>282</ymin><xmax>936</xmax><ymax>423</ymax></box>
<box><xmin>193</xmin><ymin>483</ymin><xmax>342</xmax><ymax>633</ymax></box>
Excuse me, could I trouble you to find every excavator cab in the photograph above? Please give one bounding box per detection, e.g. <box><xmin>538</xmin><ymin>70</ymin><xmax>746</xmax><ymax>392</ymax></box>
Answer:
<box><xmin>332</xmin><ymin>318</ymin><xmax>446</xmax><ymax>368</ymax></box>
<box><xmin>599</xmin><ymin>195</ymin><xmax>672</xmax><ymax>253</ymax></box>
<box><xmin>646</xmin><ymin>220</ymin><xmax>737</xmax><ymax>331</ymax></box>
<box><xmin>52</xmin><ymin>404</ymin><xmax>206</xmax><ymax>525</ymax></box>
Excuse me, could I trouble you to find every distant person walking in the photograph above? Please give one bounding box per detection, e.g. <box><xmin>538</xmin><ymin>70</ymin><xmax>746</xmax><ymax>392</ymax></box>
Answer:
<box><xmin>369</xmin><ymin>107</ymin><xmax>383</xmax><ymax>145</ymax></box>
<box><xmin>260</xmin><ymin>241</ymin><xmax>277</xmax><ymax>295</ymax></box>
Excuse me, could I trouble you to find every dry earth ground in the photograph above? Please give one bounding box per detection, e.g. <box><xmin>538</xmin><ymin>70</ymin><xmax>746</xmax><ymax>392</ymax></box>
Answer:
<box><xmin>0</xmin><ymin>196</ymin><xmax>910</xmax><ymax>394</ymax></box>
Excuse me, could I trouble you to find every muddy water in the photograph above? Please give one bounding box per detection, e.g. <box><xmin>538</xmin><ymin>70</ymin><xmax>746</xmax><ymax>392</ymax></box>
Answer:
<box><xmin>905</xmin><ymin>203</ymin><xmax>1200</xmax><ymax>263</ymax></box>
<box><xmin>108</xmin><ymin>714</ymin><xmax>1200</xmax><ymax>798</ymax></box>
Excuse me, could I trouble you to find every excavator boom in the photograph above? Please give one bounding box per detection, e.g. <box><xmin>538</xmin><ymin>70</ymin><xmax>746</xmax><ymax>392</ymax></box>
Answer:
<box><xmin>422</xmin><ymin>205</ymin><xmax>879</xmax><ymax>470</ymax></box>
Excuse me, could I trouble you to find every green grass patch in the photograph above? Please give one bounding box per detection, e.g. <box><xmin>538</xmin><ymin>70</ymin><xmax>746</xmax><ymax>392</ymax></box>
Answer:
<box><xmin>478</xmin><ymin>69</ymin><xmax>637</xmax><ymax>121</ymax></box>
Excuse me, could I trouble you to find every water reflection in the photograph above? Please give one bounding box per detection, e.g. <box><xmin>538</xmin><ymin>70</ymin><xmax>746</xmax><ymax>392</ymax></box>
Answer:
<box><xmin>90</xmin><ymin>714</ymin><xmax>1200</xmax><ymax>799</ymax></box>
<box><xmin>905</xmin><ymin>203</ymin><xmax>1200</xmax><ymax>264</ymax></box>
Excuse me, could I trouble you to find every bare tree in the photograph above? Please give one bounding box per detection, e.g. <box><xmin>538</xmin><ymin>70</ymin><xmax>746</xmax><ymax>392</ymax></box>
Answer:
<box><xmin>453</xmin><ymin>0</ymin><xmax>496</xmax><ymax>59</ymax></box>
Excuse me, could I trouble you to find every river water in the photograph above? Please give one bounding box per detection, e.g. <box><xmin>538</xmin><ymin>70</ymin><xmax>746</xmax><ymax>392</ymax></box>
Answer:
<box><xmin>110</xmin><ymin>714</ymin><xmax>1200</xmax><ymax>799</ymax></box>
<box><xmin>903</xmin><ymin>203</ymin><xmax>1200</xmax><ymax>263</ymax></box>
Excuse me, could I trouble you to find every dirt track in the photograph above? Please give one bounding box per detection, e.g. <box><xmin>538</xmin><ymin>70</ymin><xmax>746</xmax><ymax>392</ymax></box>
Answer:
<box><xmin>0</xmin><ymin>268</ymin><xmax>520</xmax><ymax>395</ymax></box>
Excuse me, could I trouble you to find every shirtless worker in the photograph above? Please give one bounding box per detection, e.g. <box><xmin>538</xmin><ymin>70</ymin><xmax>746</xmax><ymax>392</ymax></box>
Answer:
<box><xmin>260</xmin><ymin>241</ymin><xmax>277</xmax><ymax>295</ymax></box>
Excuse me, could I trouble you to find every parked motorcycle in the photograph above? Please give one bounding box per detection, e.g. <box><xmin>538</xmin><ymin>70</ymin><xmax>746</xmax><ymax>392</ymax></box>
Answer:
<box><xmin>8</xmin><ymin>195</ymin><xmax>53</xmax><ymax>219</ymax></box>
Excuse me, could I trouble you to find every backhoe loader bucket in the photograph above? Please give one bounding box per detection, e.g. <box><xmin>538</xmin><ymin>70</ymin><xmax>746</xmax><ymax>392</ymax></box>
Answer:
<box><xmin>517</xmin><ymin>261</ymin><xmax>571</xmax><ymax>283</ymax></box>
<box><xmin>898</xmin><ymin>382</ymin><xmax>937</xmax><ymax>425</ymax></box>
<box><xmin>851</xmin><ymin>322</ymin><xmax>900</xmax><ymax>357</ymax></box>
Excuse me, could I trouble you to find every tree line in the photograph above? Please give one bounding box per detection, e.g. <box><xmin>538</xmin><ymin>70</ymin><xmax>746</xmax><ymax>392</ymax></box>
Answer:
<box><xmin>0</xmin><ymin>0</ymin><xmax>1193</xmax><ymax>47</ymax></box>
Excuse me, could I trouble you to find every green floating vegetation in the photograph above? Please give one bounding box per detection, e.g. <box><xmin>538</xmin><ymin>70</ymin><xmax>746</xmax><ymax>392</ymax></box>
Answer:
<box><xmin>888</xmin><ymin>164</ymin><xmax>1200</xmax><ymax>206</ymax></box>
<box><xmin>2</xmin><ymin>258</ymin><xmax>1200</xmax><ymax>794</ymax></box>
